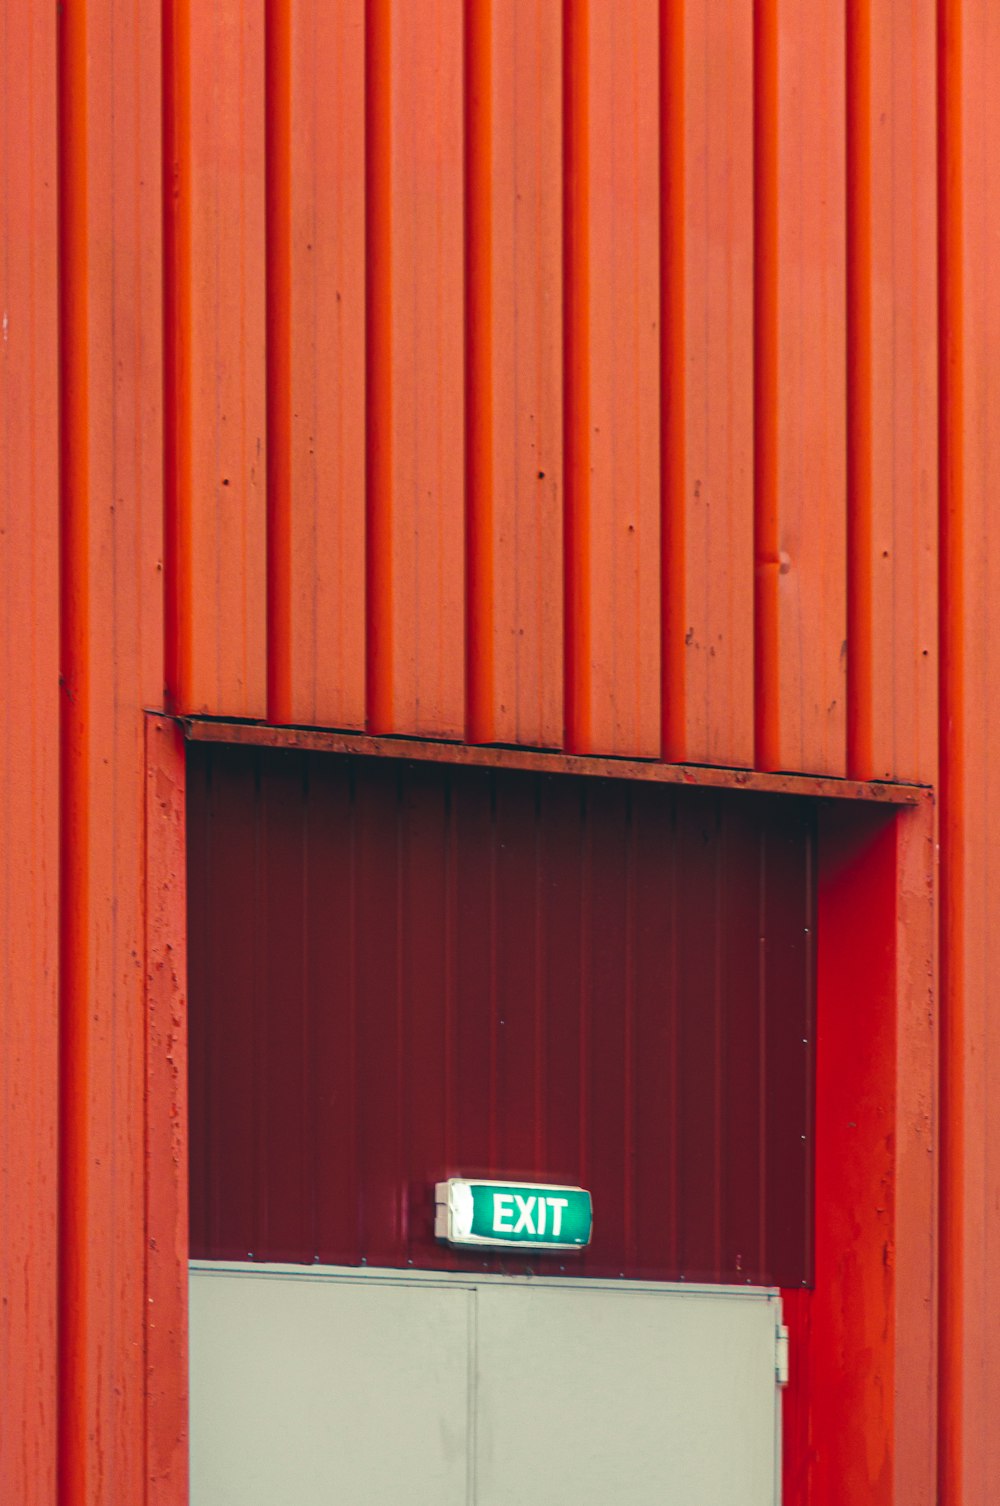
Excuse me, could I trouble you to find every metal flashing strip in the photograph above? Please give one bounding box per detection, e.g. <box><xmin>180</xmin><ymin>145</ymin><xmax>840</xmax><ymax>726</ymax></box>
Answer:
<box><xmin>178</xmin><ymin>715</ymin><xmax>927</xmax><ymax>805</ymax></box>
<box><xmin>188</xmin><ymin>1259</ymin><xmax>781</xmax><ymax>1303</ymax></box>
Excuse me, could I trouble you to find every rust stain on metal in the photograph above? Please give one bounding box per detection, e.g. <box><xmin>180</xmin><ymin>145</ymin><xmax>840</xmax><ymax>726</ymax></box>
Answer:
<box><xmin>180</xmin><ymin>718</ymin><xmax>926</xmax><ymax>806</ymax></box>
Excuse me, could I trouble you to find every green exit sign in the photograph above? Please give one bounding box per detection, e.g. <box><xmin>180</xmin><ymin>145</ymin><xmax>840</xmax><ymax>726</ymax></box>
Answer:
<box><xmin>435</xmin><ymin>1179</ymin><xmax>593</xmax><ymax>1252</ymax></box>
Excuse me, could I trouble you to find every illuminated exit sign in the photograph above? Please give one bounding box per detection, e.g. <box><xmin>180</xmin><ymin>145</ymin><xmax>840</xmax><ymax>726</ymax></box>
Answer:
<box><xmin>435</xmin><ymin>1179</ymin><xmax>593</xmax><ymax>1252</ymax></box>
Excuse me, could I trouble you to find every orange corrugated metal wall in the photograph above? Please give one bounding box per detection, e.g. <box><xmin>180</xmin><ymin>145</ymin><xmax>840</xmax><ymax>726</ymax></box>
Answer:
<box><xmin>1</xmin><ymin>0</ymin><xmax>998</xmax><ymax>1501</ymax></box>
<box><xmin>157</xmin><ymin>0</ymin><xmax>938</xmax><ymax>783</ymax></box>
<box><xmin>158</xmin><ymin>0</ymin><xmax>938</xmax><ymax>777</ymax></box>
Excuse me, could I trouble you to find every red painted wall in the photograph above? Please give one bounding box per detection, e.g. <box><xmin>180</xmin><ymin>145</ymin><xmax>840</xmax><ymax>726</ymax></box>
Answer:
<box><xmin>7</xmin><ymin>0</ymin><xmax>997</xmax><ymax>1500</ymax></box>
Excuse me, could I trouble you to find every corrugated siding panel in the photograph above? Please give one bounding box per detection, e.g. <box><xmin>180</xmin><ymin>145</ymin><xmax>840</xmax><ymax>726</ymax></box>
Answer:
<box><xmin>188</xmin><ymin>744</ymin><xmax>816</xmax><ymax>1288</ymax></box>
<box><xmin>565</xmin><ymin>0</ymin><xmax>661</xmax><ymax>757</ymax></box>
<box><xmin>848</xmin><ymin>3</ymin><xmax>937</xmax><ymax>785</ymax></box>
<box><xmin>662</xmin><ymin>0</ymin><xmax>755</xmax><ymax>769</ymax></box>
<box><xmin>466</xmin><ymin>0</ymin><xmax>565</xmax><ymax>749</ymax></box>
<box><xmin>166</xmin><ymin>0</ymin><xmax>268</xmax><ymax>717</ymax></box>
<box><xmin>755</xmin><ymin>0</ymin><xmax>848</xmax><ymax>776</ymax></box>
<box><xmin>57</xmin><ymin>0</ymin><xmax>164</xmax><ymax>1499</ymax></box>
<box><xmin>268</xmin><ymin>0</ymin><xmax>367</xmax><ymax>729</ymax></box>
<box><xmin>144</xmin><ymin>719</ymin><xmax>189</xmax><ymax>1505</ymax></box>
<box><xmin>366</xmin><ymin>0</ymin><xmax>467</xmax><ymax>738</ymax></box>
<box><xmin>945</xmin><ymin>5</ymin><xmax>1000</xmax><ymax>1499</ymax></box>
<box><xmin>0</xmin><ymin>4</ymin><xmax>59</xmax><ymax>1500</ymax></box>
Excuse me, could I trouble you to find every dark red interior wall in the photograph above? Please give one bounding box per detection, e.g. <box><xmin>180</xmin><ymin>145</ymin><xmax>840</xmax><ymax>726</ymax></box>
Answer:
<box><xmin>188</xmin><ymin>745</ymin><xmax>816</xmax><ymax>1286</ymax></box>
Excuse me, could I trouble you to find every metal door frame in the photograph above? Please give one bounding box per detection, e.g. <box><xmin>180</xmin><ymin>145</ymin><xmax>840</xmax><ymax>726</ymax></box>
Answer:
<box><xmin>143</xmin><ymin>717</ymin><xmax>937</xmax><ymax>1503</ymax></box>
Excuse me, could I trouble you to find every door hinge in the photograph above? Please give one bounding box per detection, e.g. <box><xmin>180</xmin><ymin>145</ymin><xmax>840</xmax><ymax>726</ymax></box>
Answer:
<box><xmin>775</xmin><ymin>1322</ymin><xmax>790</xmax><ymax>1387</ymax></box>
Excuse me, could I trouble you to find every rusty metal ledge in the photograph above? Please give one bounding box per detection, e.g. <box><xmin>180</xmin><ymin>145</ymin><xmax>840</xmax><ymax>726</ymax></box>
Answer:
<box><xmin>175</xmin><ymin>717</ymin><xmax>930</xmax><ymax>806</ymax></box>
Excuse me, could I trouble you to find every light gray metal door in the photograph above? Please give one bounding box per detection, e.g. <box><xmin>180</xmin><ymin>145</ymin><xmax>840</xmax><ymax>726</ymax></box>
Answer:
<box><xmin>189</xmin><ymin>1270</ymin><xmax>473</xmax><ymax>1506</ymax></box>
<box><xmin>473</xmin><ymin>1281</ymin><xmax>779</xmax><ymax>1505</ymax></box>
<box><xmin>190</xmin><ymin>1264</ymin><xmax>782</xmax><ymax>1505</ymax></box>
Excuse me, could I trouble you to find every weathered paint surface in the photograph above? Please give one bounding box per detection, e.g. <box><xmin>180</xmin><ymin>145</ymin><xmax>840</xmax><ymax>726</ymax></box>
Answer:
<box><xmin>145</xmin><ymin>717</ymin><xmax>189</xmax><ymax>1504</ymax></box>
<box><xmin>940</xmin><ymin>4</ymin><xmax>1000</xmax><ymax>1500</ymax></box>
<box><xmin>56</xmin><ymin>1</ymin><xmax>164</xmax><ymax>1502</ymax></box>
<box><xmin>0</xmin><ymin>4</ymin><xmax>59</xmax><ymax>1503</ymax></box>
<box><xmin>0</xmin><ymin>0</ymin><xmax>995</xmax><ymax>1502</ymax></box>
